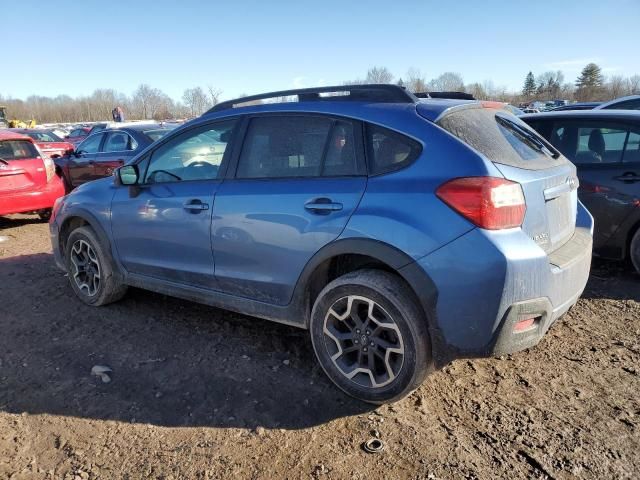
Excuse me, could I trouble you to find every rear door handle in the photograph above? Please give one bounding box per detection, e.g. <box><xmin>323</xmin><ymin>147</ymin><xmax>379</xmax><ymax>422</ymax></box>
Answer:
<box><xmin>304</xmin><ymin>198</ymin><xmax>343</xmax><ymax>214</ymax></box>
<box><xmin>183</xmin><ymin>199</ymin><xmax>209</xmax><ymax>211</ymax></box>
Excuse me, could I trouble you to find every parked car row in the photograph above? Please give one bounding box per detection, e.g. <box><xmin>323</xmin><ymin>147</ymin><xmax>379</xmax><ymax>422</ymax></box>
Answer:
<box><xmin>3</xmin><ymin>85</ymin><xmax>638</xmax><ymax>403</ymax></box>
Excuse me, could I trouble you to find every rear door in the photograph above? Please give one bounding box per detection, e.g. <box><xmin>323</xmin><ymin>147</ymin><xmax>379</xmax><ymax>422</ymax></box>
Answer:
<box><xmin>93</xmin><ymin>130</ymin><xmax>136</xmax><ymax>179</ymax></box>
<box><xmin>436</xmin><ymin>108</ymin><xmax>577</xmax><ymax>254</ymax></box>
<box><xmin>212</xmin><ymin>114</ymin><xmax>367</xmax><ymax>304</ymax></box>
<box><xmin>0</xmin><ymin>139</ymin><xmax>46</xmax><ymax>210</ymax></box>
<box><xmin>546</xmin><ymin>119</ymin><xmax>640</xmax><ymax>249</ymax></box>
<box><xmin>68</xmin><ymin>133</ymin><xmax>105</xmax><ymax>186</ymax></box>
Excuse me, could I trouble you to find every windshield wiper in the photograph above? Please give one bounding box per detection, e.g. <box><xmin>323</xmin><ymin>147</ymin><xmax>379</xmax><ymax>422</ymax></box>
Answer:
<box><xmin>497</xmin><ymin>116</ymin><xmax>558</xmax><ymax>158</ymax></box>
<box><xmin>0</xmin><ymin>158</ymin><xmax>9</xmax><ymax>165</ymax></box>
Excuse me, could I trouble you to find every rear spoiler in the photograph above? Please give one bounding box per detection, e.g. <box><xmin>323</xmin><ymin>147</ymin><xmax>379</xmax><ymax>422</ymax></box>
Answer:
<box><xmin>415</xmin><ymin>91</ymin><xmax>476</xmax><ymax>100</ymax></box>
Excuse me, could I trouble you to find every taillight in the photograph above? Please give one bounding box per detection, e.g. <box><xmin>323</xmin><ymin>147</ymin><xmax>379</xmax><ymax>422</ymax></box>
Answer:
<box><xmin>51</xmin><ymin>196</ymin><xmax>64</xmax><ymax>223</ymax></box>
<box><xmin>43</xmin><ymin>156</ymin><xmax>55</xmax><ymax>182</ymax></box>
<box><xmin>34</xmin><ymin>145</ymin><xmax>55</xmax><ymax>181</ymax></box>
<box><xmin>436</xmin><ymin>177</ymin><xmax>526</xmax><ymax>230</ymax></box>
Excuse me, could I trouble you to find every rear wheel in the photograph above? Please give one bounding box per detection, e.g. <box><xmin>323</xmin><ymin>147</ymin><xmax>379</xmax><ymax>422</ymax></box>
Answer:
<box><xmin>631</xmin><ymin>229</ymin><xmax>640</xmax><ymax>275</ymax></box>
<box><xmin>310</xmin><ymin>269</ymin><xmax>431</xmax><ymax>404</ymax></box>
<box><xmin>65</xmin><ymin>226</ymin><xmax>127</xmax><ymax>306</ymax></box>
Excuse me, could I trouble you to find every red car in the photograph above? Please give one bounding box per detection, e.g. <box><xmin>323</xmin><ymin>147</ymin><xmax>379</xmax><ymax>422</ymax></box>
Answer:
<box><xmin>0</xmin><ymin>131</ymin><xmax>65</xmax><ymax>220</ymax></box>
<box><xmin>12</xmin><ymin>129</ymin><xmax>74</xmax><ymax>159</ymax></box>
<box><xmin>65</xmin><ymin>127</ymin><xmax>91</xmax><ymax>146</ymax></box>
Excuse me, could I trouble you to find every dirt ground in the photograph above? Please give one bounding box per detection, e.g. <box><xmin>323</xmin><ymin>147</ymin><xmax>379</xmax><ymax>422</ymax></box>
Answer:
<box><xmin>0</xmin><ymin>214</ymin><xmax>638</xmax><ymax>480</ymax></box>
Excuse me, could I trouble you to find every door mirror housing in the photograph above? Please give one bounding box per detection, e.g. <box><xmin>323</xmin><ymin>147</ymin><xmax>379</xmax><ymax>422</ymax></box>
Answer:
<box><xmin>117</xmin><ymin>165</ymin><xmax>139</xmax><ymax>185</ymax></box>
<box><xmin>65</xmin><ymin>148</ymin><xmax>75</xmax><ymax>156</ymax></box>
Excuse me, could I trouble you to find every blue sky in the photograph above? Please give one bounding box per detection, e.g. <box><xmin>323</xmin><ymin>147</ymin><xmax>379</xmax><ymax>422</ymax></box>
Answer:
<box><xmin>3</xmin><ymin>0</ymin><xmax>639</xmax><ymax>101</ymax></box>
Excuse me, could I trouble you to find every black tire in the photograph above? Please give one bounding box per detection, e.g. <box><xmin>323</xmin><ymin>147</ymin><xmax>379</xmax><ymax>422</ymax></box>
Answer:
<box><xmin>631</xmin><ymin>228</ymin><xmax>640</xmax><ymax>275</ymax></box>
<box><xmin>38</xmin><ymin>209</ymin><xmax>52</xmax><ymax>222</ymax></box>
<box><xmin>310</xmin><ymin>269</ymin><xmax>431</xmax><ymax>404</ymax></box>
<box><xmin>65</xmin><ymin>226</ymin><xmax>127</xmax><ymax>306</ymax></box>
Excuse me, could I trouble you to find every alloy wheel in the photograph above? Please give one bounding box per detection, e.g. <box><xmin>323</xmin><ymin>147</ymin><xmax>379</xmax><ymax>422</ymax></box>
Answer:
<box><xmin>70</xmin><ymin>239</ymin><xmax>101</xmax><ymax>297</ymax></box>
<box><xmin>323</xmin><ymin>295</ymin><xmax>405</xmax><ymax>388</ymax></box>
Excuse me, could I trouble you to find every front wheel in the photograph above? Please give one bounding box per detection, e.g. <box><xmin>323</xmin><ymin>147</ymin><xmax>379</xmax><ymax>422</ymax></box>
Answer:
<box><xmin>65</xmin><ymin>226</ymin><xmax>128</xmax><ymax>306</ymax></box>
<box><xmin>37</xmin><ymin>209</ymin><xmax>51</xmax><ymax>222</ymax></box>
<box><xmin>310</xmin><ymin>269</ymin><xmax>431</xmax><ymax>404</ymax></box>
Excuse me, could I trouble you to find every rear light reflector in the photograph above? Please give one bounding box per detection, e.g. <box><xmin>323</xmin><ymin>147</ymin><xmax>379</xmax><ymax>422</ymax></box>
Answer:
<box><xmin>513</xmin><ymin>316</ymin><xmax>540</xmax><ymax>332</ymax></box>
<box><xmin>436</xmin><ymin>177</ymin><xmax>526</xmax><ymax>230</ymax></box>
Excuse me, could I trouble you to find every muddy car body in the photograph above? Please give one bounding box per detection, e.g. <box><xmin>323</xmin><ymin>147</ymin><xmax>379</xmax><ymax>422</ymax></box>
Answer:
<box><xmin>50</xmin><ymin>85</ymin><xmax>593</xmax><ymax>403</ymax></box>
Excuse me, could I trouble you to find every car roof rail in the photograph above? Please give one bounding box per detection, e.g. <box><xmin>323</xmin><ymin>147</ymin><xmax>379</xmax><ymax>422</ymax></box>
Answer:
<box><xmin>415</xmin><ymin>91</ymin><xmax>476</xmax><ymax>100</ymax></box>
<box><xmin>207</xmin><ymin>84</ymin><xmax>418</xmax><ymax>113</ymax></box>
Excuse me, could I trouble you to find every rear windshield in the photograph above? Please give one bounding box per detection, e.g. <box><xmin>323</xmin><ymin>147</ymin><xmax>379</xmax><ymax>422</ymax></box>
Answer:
<box><xmin>143</xmin><ymin>128</ymin><xmax>172</xmax><ymax>142</ymax></box>
<box><xmin>26</xmin><ymin>131</ymin><xmax>62</xmax><ymax>142</ymax></box>
<box><xmin>437</xmin><ymin>108</ymin><xmax>563</xmax><ymax>170</ymax></box>
<box><xmin>0</xmin><ymin>140</ymin><xmax>40</xmax><ymax>160</ymax></box>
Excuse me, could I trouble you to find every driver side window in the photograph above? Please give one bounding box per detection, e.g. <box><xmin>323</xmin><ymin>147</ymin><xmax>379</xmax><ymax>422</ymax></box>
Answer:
<box><xmin>144</xmin><ymin>121</ymin><xmax>236</xmax><ymax>184</ymax></box>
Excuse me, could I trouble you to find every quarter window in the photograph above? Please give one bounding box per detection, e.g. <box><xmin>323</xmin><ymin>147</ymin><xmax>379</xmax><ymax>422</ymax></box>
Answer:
<box><xmin>366</xmin><ymin>124</ymin><xmax>421</xmax><ymax>175</ymax></box>
<box><xmin>104</xmin><ymin>132</ymin><xmax>136</xmax><ymax>152</ymax></box>
<box><xmin>144</xmin><ymin>121</ymin><xmax>235</xmax><ymax>183</ymax></box>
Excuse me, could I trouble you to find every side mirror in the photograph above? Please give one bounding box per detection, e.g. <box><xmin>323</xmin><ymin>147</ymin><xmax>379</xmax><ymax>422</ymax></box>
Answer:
<box><xmin>65</xmin><ymin>148</ymin><xmax>75</xmax><ymax>156</ymax></box>
<box><xmin>117</xmin><ymin>165</ymin><xmax>139</xmax><ymax>185</ymax></box>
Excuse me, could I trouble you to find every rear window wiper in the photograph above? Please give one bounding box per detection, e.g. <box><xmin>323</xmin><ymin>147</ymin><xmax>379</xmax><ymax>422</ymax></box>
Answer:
<box><xmin>496</xmin><ymin>116</ymin><xmax>559</xmax><ymax>159</ymax></box>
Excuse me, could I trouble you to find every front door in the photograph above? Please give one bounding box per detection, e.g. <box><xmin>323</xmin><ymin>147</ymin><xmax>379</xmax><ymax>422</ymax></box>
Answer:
<box><xmin>68</xmin><ymin>133</ymin><xmax>104</xmax><ymax>186</ymax></box>
<box><xmin>213</xmin><ymin>114</ymin><xmax>367</xmax><ymax>304</ymax></box>
<box><xmin>111</xmin><ymin>120</ymin><xmax>237</xmax><ymax>288</ymax></box>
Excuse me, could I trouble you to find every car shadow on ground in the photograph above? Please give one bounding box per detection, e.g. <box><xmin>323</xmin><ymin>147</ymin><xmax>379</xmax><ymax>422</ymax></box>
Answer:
<box><xmin>0</xmin><ymin>215</ymin><xmax>45</xmax><ymax>230</ymax></box>
<box><xmin>582</xmin><ymin>259</ymin><xmax>640</xmax><ymax>302</ymax></box>
<box><xmin>0</xmin><ymin>253</ymin><xmax>372</xmax><ymax>431</ymax></box>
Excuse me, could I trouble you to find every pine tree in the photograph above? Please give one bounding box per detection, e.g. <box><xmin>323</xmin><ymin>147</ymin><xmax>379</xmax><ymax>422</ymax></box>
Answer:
<box><xmin>576</xmin><ymin>63</ymin><xmax>604</xmax><ymax>89</ymax></box>
<box><xmin>522</xmin><ymin>71</ymin><xmax>536</xmax><ymax>97</ymax></box>
<box><xmin>575</xmin><ymin>63</ymin><xmax>604</xmax><ymax>100</ymax></box>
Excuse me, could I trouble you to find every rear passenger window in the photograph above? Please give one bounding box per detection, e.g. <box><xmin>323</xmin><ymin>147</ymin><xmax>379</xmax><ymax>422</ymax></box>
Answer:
<box><xmin>236</xmin><ymin>116</ymin><xmax>359</xmax><ymax>178</ymax></box>
<box><xmin>550</xmin><ymin>121</ymin><xmax>639</xmax><ymax>165</ymax></box>
<box><xmin>366</xmin><ymin>124</ymin><xmax>421</xmax><ymax>175</ymax></box>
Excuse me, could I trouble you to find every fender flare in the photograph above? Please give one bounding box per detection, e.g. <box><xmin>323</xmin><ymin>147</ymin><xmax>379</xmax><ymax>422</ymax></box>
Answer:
<box><xmin>58</xmin><ymin>207</ymin><xmax>126</xmax><ymax>279</ymax></box>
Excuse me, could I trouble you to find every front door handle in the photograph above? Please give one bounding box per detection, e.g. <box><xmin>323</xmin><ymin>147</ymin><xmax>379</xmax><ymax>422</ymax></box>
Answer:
<box><xmin>614</xmin><ymin>172</ymin><xmax>640</xmax><ymax>183</ymax></box>
<box><xmin>183</xmin><ymin>199</ymin><xmax>210</xmax><ymax>212</ymax></box>
<box><xmin>305</xmin><ymin>198</ymin><xmax>343</xmax><ymax>214</ymax></box>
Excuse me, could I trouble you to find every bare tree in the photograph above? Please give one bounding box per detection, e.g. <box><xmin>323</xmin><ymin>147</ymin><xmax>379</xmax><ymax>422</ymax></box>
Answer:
<box><xmin>629</xmin><ymin>75</ymin><xmax>640</xmax><ymax>95</ymax></box>
<box><xmin>365</xmin><ymin>66</ymin><xmax>394</xmax><ymax>84</ymax></box>
<box><xmin>131</xmin><ymin>84</ymin><xmax>167</xmax><ymax>119</ymax></box>
<box><xmin>429</xmin><ymin>72</ymin><xmax>465</xmax><ymax>92</ymax></box>
<box><xmin>405</xmin><ymin>67</ymin><xmax>427</xmax><ymax>93</ymax></box>
<box><xmin>207</xmin><ymin>86</ymin><xmax>222</xmax><ymax>106</ymax></box>
<box><xmin>182</xmin><ymin>87</ymin><xmax>210</xmax><ymax>117</ymax></box>
<box><xmin>607</xmin><ymin>75</ymin><xmax>629</xmax><ymax>99</ymax></box>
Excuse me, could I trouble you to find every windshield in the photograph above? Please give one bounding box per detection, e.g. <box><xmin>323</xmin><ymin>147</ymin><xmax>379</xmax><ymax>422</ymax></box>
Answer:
<box><xmin>143</xmin><ymin>128</ymin><xmax>173</xmax><ymax>142</ymax></box>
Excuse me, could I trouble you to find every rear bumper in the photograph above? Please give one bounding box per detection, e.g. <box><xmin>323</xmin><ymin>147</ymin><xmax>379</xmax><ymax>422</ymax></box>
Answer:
<box><xmin>411</xmin><ymin>201</ymin><xmax>593</xmax><ymax>362</ymax></box>
<box><xmin>0</xmin><ymin>175</ymin><xmax>65</xmax><ymax>216</ymax></box>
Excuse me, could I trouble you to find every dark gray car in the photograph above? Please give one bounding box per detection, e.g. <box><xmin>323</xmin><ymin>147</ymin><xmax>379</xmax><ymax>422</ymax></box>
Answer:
<box><xmin>523</xmin><ymin>110</ymin><xmax>640</xmax><ymax>272</ymax></box>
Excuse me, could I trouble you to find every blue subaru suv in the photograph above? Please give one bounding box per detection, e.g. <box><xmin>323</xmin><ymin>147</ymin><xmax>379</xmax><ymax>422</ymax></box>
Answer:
<box><xmin>50</xmin><ymin>85</ymin><xmax>593</xmax><ymax>403</ymax></box>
